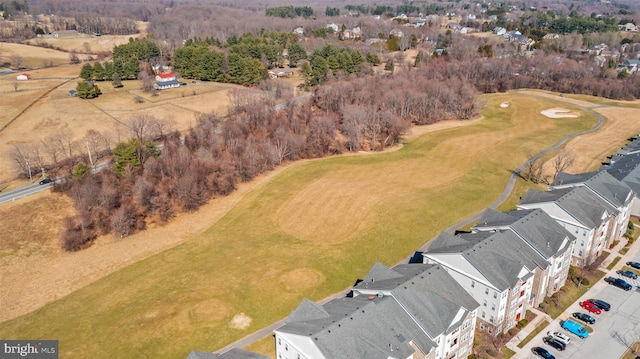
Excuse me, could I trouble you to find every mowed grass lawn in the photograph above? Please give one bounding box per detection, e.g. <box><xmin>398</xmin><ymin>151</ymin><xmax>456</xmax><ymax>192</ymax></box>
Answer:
<box><xmin>0</xmin><ymin>94</ymin><xmax>598</xmax><ymax>358</ymax></box>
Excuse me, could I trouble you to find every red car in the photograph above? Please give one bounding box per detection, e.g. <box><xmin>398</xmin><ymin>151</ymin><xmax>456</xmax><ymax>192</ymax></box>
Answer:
<box><xmin>580</xmin><ymin>301</ymin><xmax>602</xmax><ymax>314</ymax></box>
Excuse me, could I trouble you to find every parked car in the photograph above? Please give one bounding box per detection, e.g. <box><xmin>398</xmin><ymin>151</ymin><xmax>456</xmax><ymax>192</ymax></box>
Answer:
<box><xmin>605</xmin><ymin>277</ymin><xmax>633</xmax><ymax>291</ymax></box>
<box><xmin>617</xmin><ymin>270</ymin><xmax>638</xmax><ymax>279</ymax></box>
<box><xmin>38</xmin><ymin>178</ymin><xmax>52</xmax><ymax>185</ymax></box>
<box><xmin>532</xmin><ymin>346</ymin><xmax>556</xmax><ymax>359</ymax></box>
<box><xmin>586</xmin><ymin>299</ymin><xmax>610</xmax><ymax>311</ymax></box>
<box><xmin>562</xmin><ymin>319</ymin><xmax>589</xmax><ymax>338</ymax></box>
<box><xmin>580</xmin><ymin>301</ymin><xmax>602</xmax><ymax>314</ymax></box>
<box><xmin>547</xmin><ymin>331</ymin><xmax>571</xmax><ymax>345</ymax></box>
<box><xmin>573</xmin><ymin>312</ymin><xmax>596</xmax><ymax>324</ymax></box>
<box><xmin>543</xmin><ymin>336</ymin><xmax>567</xmax><ymax>351</ymax></box>
<box><xmin>627</xmin><ymin>261</ymin><xmax>640</xmax><ymax>270</ymax></box>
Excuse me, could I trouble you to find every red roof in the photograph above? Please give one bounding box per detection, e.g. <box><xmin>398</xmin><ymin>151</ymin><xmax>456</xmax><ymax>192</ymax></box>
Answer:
<box><xmin>158</xmin><ymin>73</ymin><xmax>174</xmax><ymax>79</ymax></box>
<box><xmin>22</xmin><ymin>73</ymin><xmax>30</xmax><ymax>76</ymax></box>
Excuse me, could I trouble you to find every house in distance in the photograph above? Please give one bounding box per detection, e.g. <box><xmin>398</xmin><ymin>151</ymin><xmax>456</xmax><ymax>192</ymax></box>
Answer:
<box><xmin>154</xmin><ymin>73</ymin><xmax>180</xmax><ymax>90</ymax></box>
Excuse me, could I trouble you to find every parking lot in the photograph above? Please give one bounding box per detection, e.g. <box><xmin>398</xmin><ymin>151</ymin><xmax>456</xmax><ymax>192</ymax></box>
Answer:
<box><xmin>516</xmin><ymin>252</ymin><xmax>640</xmax><ymax>359</ymax></box>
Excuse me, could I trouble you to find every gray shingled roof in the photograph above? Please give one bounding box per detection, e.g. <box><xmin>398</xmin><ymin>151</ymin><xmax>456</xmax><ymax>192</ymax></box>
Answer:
<box><xmin>354</xmin><ymin>263</ymin><xmax>479</xmax><ymax>337</ymax></box>
<box><xmin>278</xmin><ymin>295</ymin><xmax>435</xmax><ymax>359</ymax></box>
<box><xmin>187</xmin><ymin>349</ymin><xmax>269</xmax><ymax>359</ymax></box>
<box><xmin>457</xmin><ymin>230</ymin><xmax>548</xmax><ymax>290</ymax></box>
<box><xmin>552</xmin><ymin>171</ymin><xmax>596</xmax><ymax>186</ymax></box>
<box><xmin>475</xmin><ymin>209</ymin><xmax>575</xmax><ymax>259</ymax></box>
<box><xmin>426</xmin><ymin>231</ymin><xmax>474</xmax><ymax>253</ymax></box>
<box><xmin>427</xmin><ymin>230</ymin><xmax>548</xmax><ymax>291</ymax></box>
<box><xmin>606</xmin><ymin>153</ymin><xmax>640</xmax><ymax>180</ymax></box>
<box><xmin>519</xmin><ymin>187</ymin><xmax>615</xmax><ymax>228</ymax></box>
<box><xmin>551</xmin><ymin>171</ymin><xmax>633</xmax><ymax>208</ymax></box>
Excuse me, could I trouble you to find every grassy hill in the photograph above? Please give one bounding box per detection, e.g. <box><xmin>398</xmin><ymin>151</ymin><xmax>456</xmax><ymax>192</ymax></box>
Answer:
<box><xmin>0</xmin><ymin>93</ymin><xmax>600</xmax><ymax>358</ymax></box>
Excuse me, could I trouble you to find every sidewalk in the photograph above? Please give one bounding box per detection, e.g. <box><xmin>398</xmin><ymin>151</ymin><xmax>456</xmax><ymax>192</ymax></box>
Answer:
<box><xmin>505</xmin><ymin>308</ymin><xmax>552</xmax><ymax>353</ymax></box>
<box><xmin>506</xmin><ymin>236</ymin><xmax>640</xmax><ymax>359</ymax></box>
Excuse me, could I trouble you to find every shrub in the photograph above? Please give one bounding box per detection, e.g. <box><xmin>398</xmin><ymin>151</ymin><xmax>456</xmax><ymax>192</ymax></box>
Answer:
<box><xmin>508</xmin><ymin>327</ymin><xmax>519</xmax><ymax>336</ymax></box>
<box><xmin>516</xmin><ymin>319</ymin><xmax>529</xmax><ymax>329</ymax></box>
<box><xmin>539</xmin><ymin>302</ymin><xmax>546</xmax><ymax>309</ymax></box>
<box><xmin>467</xmin><ymin>355</ymin><xmax>477</xmax><ymax>359</ymax></box>
<box><xmin>581</xmin><ymin>278</ymin><xmax>590</xmax><ymax>286</ymax></box>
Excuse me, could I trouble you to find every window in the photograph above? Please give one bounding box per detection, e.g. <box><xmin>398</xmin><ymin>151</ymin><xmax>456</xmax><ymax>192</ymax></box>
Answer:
<box><xmin>492</xmin><ymin>304</ymin><xmax>495</xmax><ymax>311</ymax></box>
<box><xmin>482</xmin><ymin>311</ymin><xmax>486</xmax><ymax>318</ymax></box>
<box><xmin>520</xmin><ymin>290</ymin><xmax>525</xmax><ymax>297</ymax></box>
<box><xmin>285</xmin><ymin>344</ymin><xmax>288</xmax><ymax>351</ymax></box>
<box><xmin>493</xmin><ymin>291</ymin><xmax>497</xmax><ymax>299</ymax></box>
<box><xmin>581</xmin><ymin>240</ymin><xmax>584</xmax><ymax>246</ymax></box>
<box><xmin>485</xmin><ymin>288</ymin><xmax>489</xmax><ymax>295</ymax></box>
<box><xmin>579</xmin><ymin>250</ymin><xmax>583</xmax><ymax>256</ymax></box>
<box><xmin>278</xmin><ymin>338</ymin><xmax>281</xmax><ymax>346</ymax></box>
<box><xmin>471</xmin><ymin>281</ymin><xmax>475</xmax><ymax>288</ymax></box>
<box><xmin>484</xmin><ymin>300</ymin><xmax>487</xmax><ymax>306</ymax></box>
<box><xmin>583</xmin><ymin>230</ymin><xmax>586</xmax><ymax>236</ymax></box>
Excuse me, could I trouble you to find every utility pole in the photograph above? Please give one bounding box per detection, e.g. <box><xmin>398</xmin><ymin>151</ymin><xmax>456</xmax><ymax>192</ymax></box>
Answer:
<box><xmin>85</xmin><ymin>140</ymin><xmax>94</xmax><ymax>170</ymax></box>
<box><xmin>25</xmin><ymin>159</ymin><xmax>32</xmax><ymax>183</ymax></box>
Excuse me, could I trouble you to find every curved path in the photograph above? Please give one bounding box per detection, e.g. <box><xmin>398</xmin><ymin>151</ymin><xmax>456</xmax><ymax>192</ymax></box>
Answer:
<box><xmin>442</xmin><ymin>94</ymin><xmax>606</xmax><ymax>234</ymax></box>
<box><xmin>215</xmin><ymin>93</ymin><xmax>609</xmax><ymax>355</ymax></box>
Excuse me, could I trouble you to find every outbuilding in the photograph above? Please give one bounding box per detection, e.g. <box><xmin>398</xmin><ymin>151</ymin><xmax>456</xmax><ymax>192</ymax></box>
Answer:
<box><xmin>16</xmin><ymin>73</ymin><xmax>30</xmax><ymax>80</ymax></box>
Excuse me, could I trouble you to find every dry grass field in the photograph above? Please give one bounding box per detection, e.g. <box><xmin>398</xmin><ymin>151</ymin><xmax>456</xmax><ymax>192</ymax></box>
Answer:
<box><xmin>0</xmin><ymin>42</ymin><xmax>72</xmax><ymax>68</ymax></box>
<box><xmin>26</xmin><ymin>33</ymin><xmax>142</xmax><ymax>54</ymax></box>
<box><xmin>4</xmin><ymin>91</ymin><xmax>633</xmax><ymax>359</ymax></box>
<box><xmin>0</xmin><ymin>71</ymin><xmax>233</xmax><ymax>182</ymax></box>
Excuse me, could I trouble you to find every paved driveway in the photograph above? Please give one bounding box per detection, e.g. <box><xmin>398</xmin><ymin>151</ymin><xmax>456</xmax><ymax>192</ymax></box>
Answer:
<box><xmin>518</xmin><ymin>252</ymin><xmax>640</xmax><ymax>359</ymax></box>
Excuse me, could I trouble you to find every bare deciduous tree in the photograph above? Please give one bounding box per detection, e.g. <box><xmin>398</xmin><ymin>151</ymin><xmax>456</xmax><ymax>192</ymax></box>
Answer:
<box><xmin>552</xmin><ymin>149</ymin><xmax>576</xmax><ymax>182</ymax></box>
<box><xmin>126</xmin><ymin>114</ymin><xmax>159</xmax><ymax>142</ymax></box>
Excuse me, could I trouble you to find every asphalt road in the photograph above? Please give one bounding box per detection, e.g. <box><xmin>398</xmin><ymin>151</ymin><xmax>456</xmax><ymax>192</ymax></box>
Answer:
<box><xmin>0</xmin><ymin>181</ymin><xmax>52</xmax><ymax>204</ymax></box>
<box><xmin>0</xmin><ymin>162</ymin><xmax>110</xmax><ymax>205</ymax></box>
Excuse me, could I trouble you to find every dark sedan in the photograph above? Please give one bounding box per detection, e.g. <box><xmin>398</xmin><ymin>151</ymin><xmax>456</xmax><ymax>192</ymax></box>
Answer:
<box><xmin>617</xmin><ymin>270</ymin><xmax>638</xmax><ymax>280</ymax></box>
<box><xmin>543</xmin><ymin>336</ymin><xmax>566</xmax><ymax>351</ymax></box>
<box><xmin>532</xmin><ymin>346</ymin><xmax>556</xmax><ymax>359</ymax></box>
<box><xmin>586</xmin><ymin>299</ymin><xmax>611</xmax><ymax>311</ymax></box>
<box><xmin>627</xmin><ymin>261</ymin><xmax>640</xmax><ymax>270</ymax></box>
<box><xmin>573</xmin><ymin>312</ymin><xmax>596</xmax><ymax>324</ymax></box>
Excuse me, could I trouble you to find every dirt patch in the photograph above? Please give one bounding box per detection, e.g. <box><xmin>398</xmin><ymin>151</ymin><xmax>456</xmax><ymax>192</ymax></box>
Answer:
<box><xmin>279</xmin><ymin>268</ymin><xmax>326</xmax><ymax>292</ymax></box>
<box><xmin>541</xmin><ymin>108</ymin><xmax>580</xmax><ymax>118</ymax></box>
<box><xmin>230</xmin><ymin>312</ymin><xmax>252</xmax><ymax>330</ymax></box>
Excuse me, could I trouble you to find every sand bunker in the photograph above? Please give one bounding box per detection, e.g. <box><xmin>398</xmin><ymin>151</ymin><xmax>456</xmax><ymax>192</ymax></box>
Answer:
<box><xmin>541</xmin><ymin>108</ymin><xmax>579</xmax><ymax>118</ymax></box>
<box><xmin>500</xmin><ymin>102</ymin><xmax>510</xmax><ymax>108</ymax></box>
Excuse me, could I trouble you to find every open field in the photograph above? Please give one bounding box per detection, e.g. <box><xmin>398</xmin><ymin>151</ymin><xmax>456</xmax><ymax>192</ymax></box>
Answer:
<box><xmin>0</xmin><ymin>74</ymin><xmax>233</xmax><ymax>182</ymax></box>
<box><xmin>1</xmin><ymin>92</ymin><xmax>618</xmax><ymax>359</ymax></box>
<box><xmin>0</xmin><ymin>42</ymin><xmax>72</xmax><ymax>68</ymax></box>
<box><xmin>26</xmin><ymin>33</ymin><xmax>142</xmax><ymax>54</ymax></box>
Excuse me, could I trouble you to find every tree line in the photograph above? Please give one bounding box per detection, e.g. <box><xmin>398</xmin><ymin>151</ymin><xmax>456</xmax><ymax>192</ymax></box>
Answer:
<box><xmin>265</xmin><ymin>5</ymin><xmax>313</xmax><ymax>18</ymax></box>
<box><xmin>54</xmin><ymin>65</ymin><xmax>480</xmax><ymax>250</ymax></box>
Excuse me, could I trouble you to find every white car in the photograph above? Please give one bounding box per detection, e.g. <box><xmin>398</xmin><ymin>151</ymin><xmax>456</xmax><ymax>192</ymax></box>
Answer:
<box><xmin>547</xmin><ymin>331</ymin><xmax>571</xmax><ymax>345</ymax></box>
